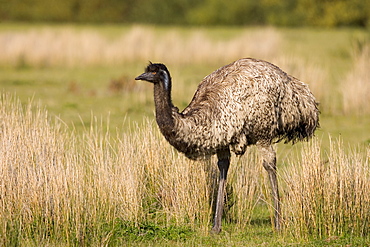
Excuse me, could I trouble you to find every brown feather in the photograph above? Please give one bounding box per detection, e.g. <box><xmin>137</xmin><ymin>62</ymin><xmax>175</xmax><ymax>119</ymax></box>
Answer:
<box><xmin>171</xmin><ymin>58</ymin><xmax>319</xmax><ymax>159</ymax></box>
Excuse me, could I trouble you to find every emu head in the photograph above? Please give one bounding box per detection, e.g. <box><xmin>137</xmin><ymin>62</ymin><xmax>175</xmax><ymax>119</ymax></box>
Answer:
<box><xmin>135</xmin><ymin>62</ymin><xmax>171</xmax><ymax>87</ymax></box>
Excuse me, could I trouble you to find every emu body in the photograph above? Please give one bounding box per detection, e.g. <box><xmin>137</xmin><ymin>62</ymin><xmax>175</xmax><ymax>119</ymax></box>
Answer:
<box><xmin>135</xmin><ymin>58</ymin><xmax>319</xmax><ymax>233</ymax></box>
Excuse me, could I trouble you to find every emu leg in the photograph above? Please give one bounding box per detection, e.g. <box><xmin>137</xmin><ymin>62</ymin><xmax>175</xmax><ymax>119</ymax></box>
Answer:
<box><xmin>211</xmin><ymin>149</ymin><xmax>231</xmax><ymax>234</ymax></box>
<box><xmin>258</xmin><ymin>144</ymin><xmax>281</xmax><ymax>231</ymax></box>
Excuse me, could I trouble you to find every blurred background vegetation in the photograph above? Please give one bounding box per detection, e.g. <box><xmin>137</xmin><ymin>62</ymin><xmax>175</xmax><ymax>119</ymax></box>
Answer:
<box><xmin>1</xmin><ymin>0</ymin><xmax>370</xmax><ymax>27</ymax></box>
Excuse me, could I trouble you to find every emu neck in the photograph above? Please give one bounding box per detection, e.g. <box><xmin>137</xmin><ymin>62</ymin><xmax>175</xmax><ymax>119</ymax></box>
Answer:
<box><xmin>153</xmin><ymin>79</ymin><xmax>176</xmax><ymax>137</ymax></box>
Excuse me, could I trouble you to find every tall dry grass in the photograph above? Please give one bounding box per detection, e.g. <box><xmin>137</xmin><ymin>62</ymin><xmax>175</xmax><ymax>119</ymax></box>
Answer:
<box><xmin>0</xmin><ymin>94</ymin><xmax>262</xmax><ymax>245</ymax></box>
<box><xmin>341</xmin><ymin>41</ymin><xmax>370</xmax><ymax>115</ymax></box>
<box><xmin>282</xmin><ymin>139</ymin><xmax>370</xmax><ymax>239</ymax></box>
<box><xmin>1</xmin><ymin>93</ymin><xmax>369</xmax><ymax>244</ymax></box>
<box><xmin>225</xmin><ymin>150</ymin><xmax>263</xmax><ymax>228</ymax></box>
<box><xmin>0</xmin><ymin>26</ymin><xmax>280</xmax><ymax>67</ymax></box>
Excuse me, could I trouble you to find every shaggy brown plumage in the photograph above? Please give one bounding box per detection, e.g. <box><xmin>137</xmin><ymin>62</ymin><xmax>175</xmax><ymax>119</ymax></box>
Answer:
<box><xmin>136</xmin><ymin>58</ymin><xmax>319</xmax><ymax>233</ymax></box>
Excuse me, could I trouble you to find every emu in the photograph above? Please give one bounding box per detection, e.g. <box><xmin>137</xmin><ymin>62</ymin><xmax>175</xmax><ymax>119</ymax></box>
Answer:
<box><xmin>135</xmin><ymin>58</ymin><xmax>319</xmax><ymax>233</ymax></box>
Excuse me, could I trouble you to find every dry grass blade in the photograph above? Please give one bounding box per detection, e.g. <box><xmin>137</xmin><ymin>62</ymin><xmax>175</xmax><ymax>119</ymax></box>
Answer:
<box><xmin>282</xmin><ymin>138</ymin><xmax>370</xmax><ymax>239</ymax></box>
<box><xmin>0</xmin><ymin>94</ymin><xmax>216</xmax><ymax>244</ymax></box>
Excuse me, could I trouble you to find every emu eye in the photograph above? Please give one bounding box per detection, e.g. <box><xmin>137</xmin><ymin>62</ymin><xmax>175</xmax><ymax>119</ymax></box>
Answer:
<box><xmin>152</xmin><ymin>72</ymin><xmax>157</xmax><ymax>75</ymax></box>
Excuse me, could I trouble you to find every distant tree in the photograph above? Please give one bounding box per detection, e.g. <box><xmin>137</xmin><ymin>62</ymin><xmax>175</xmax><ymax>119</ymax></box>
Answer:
<box><xmin>129</xmin><ymin>0</ymin><xmax>199</xmax><ymax>24</ymax></box>
<box><xmin>261</xmin><ymin>0</ymin><xmax>304</xmax><ymax>26</ymax></box>
<box><xmin>1</xmin><ymin>0</ymin><xmax>74</xmax><ymax>21</ymax></box>
<box><xmin>186</xmin><ymin>0</ymin><xmax>265</xmax><ymax>25</ymax></box>
<box><xmin>73</xmin><ymin>0</ymin><xmax>131</xmax><ymax>22</ymax></box>
<box><xmin>0</xmin><ymin>0</ymin><xmax>369</xmax><ymax>27</ymax></box>
<box><xmin>295</xmin><ymin>0</ymin><xmax>369</xmax><ymax>27</ymax></box>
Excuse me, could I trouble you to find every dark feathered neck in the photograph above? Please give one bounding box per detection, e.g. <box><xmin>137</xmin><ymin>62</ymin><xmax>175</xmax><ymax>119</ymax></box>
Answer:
<box><xmin>153</xmin><ymin>70</ymin><xmax>176</xmax><ymax>138</ymax></box>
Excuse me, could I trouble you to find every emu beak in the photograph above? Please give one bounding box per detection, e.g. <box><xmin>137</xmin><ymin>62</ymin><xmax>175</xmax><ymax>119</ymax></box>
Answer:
<box><xmin>135</xmin><ymin>72</ymin><xmax>154</xmax><ymax>82</ymax></box>
<box><xmin>135</xmin><ymin>73</ymin><xmax>145</xmax><ymax>80</ymax></box>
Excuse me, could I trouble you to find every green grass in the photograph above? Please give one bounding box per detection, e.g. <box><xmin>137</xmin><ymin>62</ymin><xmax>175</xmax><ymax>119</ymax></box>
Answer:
<box><xmin>12</xmin><ymin>214</ymin><xmax>370</xmax><ymax>246</ymax></box>
<box><xmin>0</xmin><ymin>65</ymin><xmax>148</xmax><ymax>129</ymax></box>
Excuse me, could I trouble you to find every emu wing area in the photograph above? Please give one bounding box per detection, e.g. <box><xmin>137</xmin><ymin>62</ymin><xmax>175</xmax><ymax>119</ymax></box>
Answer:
<box><xmin>173</xmin><ymin>58</ymin><xmax>319</xmax><ymax>159</ymax></box>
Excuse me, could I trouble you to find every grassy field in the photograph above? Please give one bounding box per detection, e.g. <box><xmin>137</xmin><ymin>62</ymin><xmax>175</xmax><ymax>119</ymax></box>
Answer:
<box><xmin>0</xmin><ymin>24</ymin><xmax>370</xmax><ymax>246</ymax></box>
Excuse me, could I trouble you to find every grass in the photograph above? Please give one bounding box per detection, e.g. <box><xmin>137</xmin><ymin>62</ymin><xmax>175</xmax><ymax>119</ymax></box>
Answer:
<box><xmin>1</xmin><ymin>93</ymin><xmax>369</xmax><ymax>246</ymax></box>
<box><xmin>1</xmin><ymin>24</ymin><xmax>370</xmax><ymax>246</ymax></box>
<box><xmin>0</xmin><ymin>25</ymin><xmax>281</xmax><ymax>67</ymax></box>
<box><xmin>282</xmin><ymin>138</ymin><xmax>370</xmax><ymax>239</ymax></box>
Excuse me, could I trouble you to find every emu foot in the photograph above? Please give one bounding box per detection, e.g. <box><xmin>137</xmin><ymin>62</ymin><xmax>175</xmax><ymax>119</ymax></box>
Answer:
<box><xmin>210</xmin><ymin>226</ymin><xmax>221</xmax><ymax>234</ymax></box>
